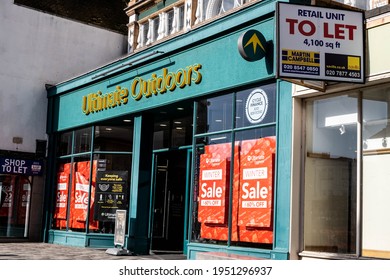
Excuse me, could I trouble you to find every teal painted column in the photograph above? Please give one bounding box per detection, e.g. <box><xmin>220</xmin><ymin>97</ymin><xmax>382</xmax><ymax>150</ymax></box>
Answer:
<box><xmin>128</xmin><ymin>114</ymin><xmax>154</xmax><ymax>254</ymax></box>
<box><xmin>273</xmin><ymin>80</ymin><xmax>292</xmax><ymax>259</ymax></box>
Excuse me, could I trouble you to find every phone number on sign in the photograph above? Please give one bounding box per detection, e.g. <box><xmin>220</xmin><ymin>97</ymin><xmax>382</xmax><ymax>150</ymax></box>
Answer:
<box><xmin>212</xmin><ymin>266</ymin><xmax>272</xmax><ymax>276</ymax></box>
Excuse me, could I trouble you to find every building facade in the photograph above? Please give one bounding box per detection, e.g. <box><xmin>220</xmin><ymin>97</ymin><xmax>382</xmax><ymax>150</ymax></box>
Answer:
<box><xmin>5</xmin><ymin>0</ymin><xmax>388</xmax><ymax>261</ymax></box>
<box><xmin>45</xmin><ymin>0</ymin><xmax>293</xmax><ymax>259</ymax></box>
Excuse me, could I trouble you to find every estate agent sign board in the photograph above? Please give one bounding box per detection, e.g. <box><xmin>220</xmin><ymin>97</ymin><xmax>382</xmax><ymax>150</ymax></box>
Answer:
<box><xmin>277</xmin><ymin>3</ymin><xmax>364</xmax><ymax>83</ymax></box>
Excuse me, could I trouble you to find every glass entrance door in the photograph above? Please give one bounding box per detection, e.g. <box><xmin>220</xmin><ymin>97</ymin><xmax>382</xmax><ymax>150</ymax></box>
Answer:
<box><xmin>150</xmin><ymin>149</ymin><xmax>188</xmax><ymax>253</ymax></box>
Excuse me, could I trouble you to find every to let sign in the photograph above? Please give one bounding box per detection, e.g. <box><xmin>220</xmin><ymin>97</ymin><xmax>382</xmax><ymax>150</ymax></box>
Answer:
<box><xmin>277</xmin><ymin>3</ymin><xmax>364</xmax><ymax>83</ymax></box>
<box><xmin>0</xmin><ymin>157</ymin><xmax>43</xmax><ymax>176</ymax></box>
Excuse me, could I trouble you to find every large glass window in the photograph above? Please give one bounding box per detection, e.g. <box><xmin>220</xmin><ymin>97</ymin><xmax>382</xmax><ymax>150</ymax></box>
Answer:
<box><xmin>0</xmin><ymin>175</ymin><xmax>32</xmax><ymax>238</ymax></box>
<box><xmin>192</xmin><ymin>84</ymin><xmax>277</xmax><ymax>249</ymax></box>
<box><xmin>303</xmin><ymin>87</ymin><xmax>390</xmax><ymax>259</ymax></box>
<box><xmin>53</xmin><ymin>122</ymin><xmax>133</xmax><ymax>235</ymax></box>
<box><xmin>362</xmin><ymin>87</ymin><xmax>390</xmax><ymax>259</ymax></box>
<box><xmin>303</xmin><ymin>94</ymin><xmax>358</xmax><ymax>254</ymax></box>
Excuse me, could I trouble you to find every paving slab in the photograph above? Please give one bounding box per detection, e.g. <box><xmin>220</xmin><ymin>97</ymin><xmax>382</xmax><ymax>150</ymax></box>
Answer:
<box><xmin>0</xmin><ymin>242</ymin><xmax>187</xmax><ymax>260</ymax></box>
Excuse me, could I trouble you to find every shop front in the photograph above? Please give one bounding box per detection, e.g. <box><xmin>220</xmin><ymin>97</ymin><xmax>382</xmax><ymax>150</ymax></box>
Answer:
<box><xmin>0</xmin><ymin>156</ymin><xmax>44</xmax><ymax>240</ymax></box>
<box><xmin>290</xmin><ymin>6</ymin><xmax>390</xmax><ymax>259</ymax></box>
<box><xmin>45</xmin><ymin>1</ymin><xmax>292</xmax><ymax>259</ymax></box>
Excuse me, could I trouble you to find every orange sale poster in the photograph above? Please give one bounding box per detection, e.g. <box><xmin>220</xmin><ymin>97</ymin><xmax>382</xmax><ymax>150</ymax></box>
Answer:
<box><xmin>54</xmin><ymin>164</ymin><xmax>70</xmax><ymax>219</ymax></box>
<box><xmin>238</xmin><ymin>137</ymin><xmax>275</xmax><ymax>244</ymax></box>
<box><xmin>198</xmin><ymin>154</ymin><xmax>229</xmax><ymax>225</ymax></box>
<box><xmin>70</xmin><ymin>161</ymin><xmax>98</xmax><ymax>230</ymax></box>
<box><xmin>53</xmin><ymin>163</ymin><xmax>71</xmax><ymax>228</ymax></box>
<box><xmin>198</xmin><ymin>143</ymin><xmax>239</xmax><ymax>241</ymax></box>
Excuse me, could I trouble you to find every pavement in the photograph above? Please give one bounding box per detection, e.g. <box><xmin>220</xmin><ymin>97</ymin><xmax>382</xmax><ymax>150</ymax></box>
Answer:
<box><xmin>0</xmin><ymin>242</ymin><xmax>187</xmax><ymax>260</ymax></box>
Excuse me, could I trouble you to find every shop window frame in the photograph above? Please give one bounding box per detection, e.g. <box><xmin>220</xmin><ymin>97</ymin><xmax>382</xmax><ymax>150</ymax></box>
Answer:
<box><xmin>300</xmin><ymin>84</ymin><xmax>390</xmax><ymax>259</ymax></box>
<box><xmin>52</xmin><ymin>125</ymin><xmax>133</xmax><ymax>235</ymax></box>
<box><xmin>189</xmin><ymin>82</ymin><xmax>278</xmax><ymax>249</ymax></box>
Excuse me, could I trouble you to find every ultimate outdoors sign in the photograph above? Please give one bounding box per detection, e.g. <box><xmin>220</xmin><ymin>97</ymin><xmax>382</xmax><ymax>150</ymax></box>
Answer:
<box><xmin>277</xmin><ymin>3</ymin><xmax>364</xmax><ymax>83</ymax></box>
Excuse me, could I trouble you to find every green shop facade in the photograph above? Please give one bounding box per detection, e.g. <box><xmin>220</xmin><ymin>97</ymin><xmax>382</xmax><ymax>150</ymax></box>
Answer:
<box><xmin>45</xmin><ymin>1</ymin><xmax>292</xmax><ymax>260</ymax></box>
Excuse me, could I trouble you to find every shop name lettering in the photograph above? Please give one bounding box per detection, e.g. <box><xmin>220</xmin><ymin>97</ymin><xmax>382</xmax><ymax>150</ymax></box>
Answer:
<box><xmin>285</xmin><ymin>8</ymin><xmax>359</xmax><ymax>49</ymax></box>
<box><xmin>1</xmin><ymin>159</ymin><xmax>28</xmax><ymax>174</ymax></box>
<box><xmin>82</xmin><ymin>64</ymin><xmax>202</xmax><ymax>115</ymax></box>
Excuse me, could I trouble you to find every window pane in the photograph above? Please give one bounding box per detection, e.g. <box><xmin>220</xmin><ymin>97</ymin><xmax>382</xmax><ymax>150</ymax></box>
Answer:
<box><xmin>58</xmin><ymin>131</ymin><xmax>73</xmax><ymax>156</ymax></box>
<box><xmin>0</xmin><ymin>175</ymin><xmax>32</xmax><ymax>237</ymax></box>
<box><xmin>74</xmin><ymin>127</ymin><xmax>92</xmax><ymax>154</ymax></box>
<box><xmin>304</xmin><ymin>94</ymin><xmax>357</xmax><ymax>254</ymax></box>
<box><xmin>94</xmin><ymin>125</ymin><xmax>133</xmax><ymax>152</ymax></box>
<box><xmin>191</xmin><ymin>134</ymin><xmax>232</xmax><ymax>245</ymax></box>
<box><xmin>236</xmin><ymin>84</ymin><xmax>276</xmax><ymax>129</ymax></box>
<box><xmin>72</xmin><ymin>156</ymin><xmax>94</xmax><ymax>232</ymax></box>
<box><xmin>172</xmin><ymin>115</ymin><xmax>193</xmax><ymax>147</ymax></box>
<box><xmin>91</xmin><ymin>154</ymin><xmax>132</xmax><ymax>233</ymax></box>
<box><xmin>362</xmin><ymin>87</ymin><xmax>390</xmax><ymax>259</ymax></box>
<box><xmin>153</xmin><ymin>103</ymin><xmax>193</xmax><ymax>149</ymax></box>
<box><xmin>196</xmin><ymin>94</ymin><xmax>233</xmax><ymax>134</ymax></box>
<box><xmin>233</xmin><ymin>131</ymin><xmax>276</xmax><ymax>248</ymax></box>
<box><xmin>53</xmin><ymin>159</ymin><xmax>72</xmax><ymax>230</ymax></box>
<box><xmin>53</xmin><ymin>156</ymin><xmax>94</xmax><ymax>232</ymax></box>
<box><xmin>154</xmin><ymin>120</ymin><xmax>170</xmax><ymax>150</ymax></box>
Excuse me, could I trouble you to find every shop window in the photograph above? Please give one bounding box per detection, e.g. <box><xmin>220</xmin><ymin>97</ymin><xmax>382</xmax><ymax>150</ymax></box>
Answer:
<box><xmin>53</xmin><ymin>125</ymin><xmax>133</xmax><ymax>235</ymax></box>
<box><xmin>303</xmin><ymin>94</ymin><xmax>358</xmax><ymax>254</ymax></box>
<box><xmin>362</xmin><ymin>87</ymin><xmax>390</xmax><ymax>259</ymax></box>
<box><xmin>53</xmin><ymin>155</ymin><xmax>96</xmax><ymax>232</ymax></box>
<box><xmin>53</xmin><ymin>159</ymin><xmax>71</xmax><ymax>230</ymax></box>
<box><xmin>303</xmin><ymin>88</ymin><xmax>390</xmax><ymax>259</ymax></box>
<box><xmin>235</xmin><ymin>84</ymin><xmax>276</xmax><ymax>129</ymax></box>
<box><xmin>58</xmin><ymin>131</ymin><xmax>73</xmax><ymax>156</ymax></box>
<box><xmin>94</xmin><ymin>125</ymin><xmax>133</xmax><ymax>152</ymax></box>
<box><xmin>91</xmin><ymin>154</ymin><xmax>131</xmax><ymax>234</ymax></box>
<box><xmin>74</xmin><ymin>127</ymin><xmax>92</xmax><ymax>154</ymax></box>
<box><xmin>0</xmin><ymin>175</ymin><xmax>32</xmax><ymax>238</ymax></box>
<box><xmin>196</xmin><ymin>94</ymin><xmax>234</xmax><ymax>134</ymax></box>
<box><xmin>192</xmin><ymin>133</ymin><xmax>233</xmax><ymax>245</ymax></box>
<box><xmin>192</xmin><ymin>85</ymin><xmax>277</xmax><ymax>248</ymax></box>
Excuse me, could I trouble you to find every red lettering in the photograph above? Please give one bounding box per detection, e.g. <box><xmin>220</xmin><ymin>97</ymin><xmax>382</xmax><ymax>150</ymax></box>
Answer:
<box><xmin>324</xmin><ymin>23</ymin><xmax>357</xmax><ymax>40</ymax></box>
<box><xmin>299</xmin><ymin>20</ymin><xmax>316</xmax><ymax>36</ymax></box>
<box><xmin>285</xmin><ymin>18</ymin><xmax>298</xmax><ymax>34</ymax></box>
<box><xmin>285</xmin><ymin>18</ymin><xmax>316</xmax><ymax>36</ymax></box>
<box><xmin>344</xmin><ymin>24</ymin><xmax>357</xmax><ymax>40</ymax></box>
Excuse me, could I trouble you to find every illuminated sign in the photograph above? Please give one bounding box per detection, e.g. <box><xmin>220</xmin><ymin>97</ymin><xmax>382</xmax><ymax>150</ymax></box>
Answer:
<box><xmin>82</xmin><ymin>63</ymin><xmax>202</xmax><ymax>115</ymax></box>
<box><xmin>277</xmin><ymin>3</ymin><xmax>364</xmax><ymax>83</ymax></box>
